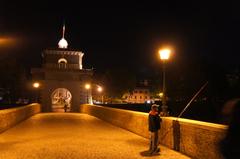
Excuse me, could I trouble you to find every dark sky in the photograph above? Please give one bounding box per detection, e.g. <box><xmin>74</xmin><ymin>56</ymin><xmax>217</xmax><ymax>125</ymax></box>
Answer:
<box><xmin>1</xmin><ymin>1</ymin><xmax>239</xmax><ymax>75</ymax></box>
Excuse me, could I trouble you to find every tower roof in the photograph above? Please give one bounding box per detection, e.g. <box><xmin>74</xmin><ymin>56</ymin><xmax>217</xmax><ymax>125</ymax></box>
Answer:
<box><xmin>58</xmin><ymin>24</ymin><xmax>68</xmax><ymax>49</ymax></box>
<box><xmin>58</xmin><ymin>38</ymin><xmax>68</xmax><ymax>49</ymax></box>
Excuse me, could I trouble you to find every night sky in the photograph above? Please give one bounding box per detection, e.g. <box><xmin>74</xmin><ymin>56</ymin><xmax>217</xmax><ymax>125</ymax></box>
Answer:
<box><xmin>1</xmin><ymin>1</ymin><xmax>239</xmax><ymax>75</ymax></box>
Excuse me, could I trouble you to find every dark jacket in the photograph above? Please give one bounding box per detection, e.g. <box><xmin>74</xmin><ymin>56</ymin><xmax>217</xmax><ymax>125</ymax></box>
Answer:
<box><xmin>148</xmin><ymin>111</ymin><xmax>161</xmax><ymax>132</ymax></box>
<box><xmin>220</xmin><ymin>100</ymin><xmax>240</xmax><ymax>159</ymax></box>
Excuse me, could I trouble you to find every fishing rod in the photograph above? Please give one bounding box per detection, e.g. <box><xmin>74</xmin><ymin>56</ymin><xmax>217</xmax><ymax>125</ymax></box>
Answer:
<box><xmin>177</xmin><ymin>81</ymin><xmax>209</xmax><ymax>119</ymax></box>
<box><xmin>159</xmin><ymin>81</ymin><xmax>209</xmax><ymax>144</ymax></box>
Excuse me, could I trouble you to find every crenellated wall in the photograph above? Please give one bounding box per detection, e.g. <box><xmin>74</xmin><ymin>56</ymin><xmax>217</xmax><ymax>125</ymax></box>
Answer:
<box><xmin>80</xmin><ymin>104</ymin><xmax>227</xmax><ymax>159</ymax></box>
<box><xmin>0</xmin><ymin>103</ymin><xmax>41</xmax><ymax>133</ymax></box>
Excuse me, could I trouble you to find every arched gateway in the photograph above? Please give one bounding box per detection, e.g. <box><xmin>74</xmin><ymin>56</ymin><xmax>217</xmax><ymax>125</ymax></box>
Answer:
<box><xmin>31</xmin><ymin>24</ymin><xmax>93</xmax><ymax>112</ymax></box>
<box><xmin>51</xmin><ymin>88</ymin><xmax>72</xmax><ymax>112</ymax></box>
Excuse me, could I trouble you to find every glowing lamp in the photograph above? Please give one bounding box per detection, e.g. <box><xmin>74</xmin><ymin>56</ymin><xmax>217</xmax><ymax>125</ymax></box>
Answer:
<box><xmin>85</xmin><ymin>84</ymin><xmax>91</xmax><ymax>90</ymax></box>
<box><xmin>159</xmin><ymin>49</ymin><xmax>171</xmax><ymax>60</ymax></box>
<box><xmin>33</xmin><ymin>82</ymin><xmax>40</xmax><ymax>88</ymax></box>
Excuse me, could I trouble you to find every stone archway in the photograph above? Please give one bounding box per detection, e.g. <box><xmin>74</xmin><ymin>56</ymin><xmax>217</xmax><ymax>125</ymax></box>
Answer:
<box><xmin>51</xmin><ymin>88</ymin><xmax>72</xmax><ymax>112</ymax></box>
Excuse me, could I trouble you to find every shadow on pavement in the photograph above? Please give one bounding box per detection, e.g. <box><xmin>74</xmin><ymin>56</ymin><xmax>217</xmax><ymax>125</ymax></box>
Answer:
<box><xmin>140</xmin><ymin>150</ymin><xmax>160</xmax><ymax>157</ymax></box>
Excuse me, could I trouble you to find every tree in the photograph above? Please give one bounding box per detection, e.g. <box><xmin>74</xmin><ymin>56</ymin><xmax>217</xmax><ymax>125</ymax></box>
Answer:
<box><xmin>0</xmin><ymin>58</ymin><xmax>27</xmax><ymax>103</ymax></box>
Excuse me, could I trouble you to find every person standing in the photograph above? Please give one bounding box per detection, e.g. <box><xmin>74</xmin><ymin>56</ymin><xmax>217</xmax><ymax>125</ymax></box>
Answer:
<box><xmin>148</xmin><ymin>104</ymin><xmax>162</xmax><ymax>155</ymax></box>
<box><xmin>220</xmin><ymin>98</ymin><xmax>240</xmax><ymax>159</ymax></box>
<box><xmin>64</xmin><ymin>99</ymin><xmax>68</xmax><ymax>112</ymax></box>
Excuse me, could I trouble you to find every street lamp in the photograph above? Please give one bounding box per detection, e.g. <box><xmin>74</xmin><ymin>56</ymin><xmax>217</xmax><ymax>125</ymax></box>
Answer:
<box><xmin>85</xmin><ymin>84</ymin><xmax>91</xmax><ymax>104</ymax></box>
<box><xmin>159</xmin><ymin>92</ymin><xmax>163</xmax><ymax>99</ymax></box>
<box><xmin>33</xmin><ymin>82</ymin><xmax>40</xmax><ymax>102</ymax></box>
<box><xmin>33</xmin><ymin>82</ymin><xmax>40</xmax><ymax>89</ymax></box>
<box><xmin>159</xmin><ymin>48</ymin><xmax>171</xmax><ymax>116</ymax></box>
<box><xmin>97</xmin><ymin>86</ymin><xmax>104</xmax><ymax>104</ymax></box>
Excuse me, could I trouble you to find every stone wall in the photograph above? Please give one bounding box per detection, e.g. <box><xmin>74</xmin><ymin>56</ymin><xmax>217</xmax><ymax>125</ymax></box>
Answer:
<box><xmin>80</xmin><ymin>104</ymin><xmax>227</xmax><ymax>159</ymax></box>
<box><xmin>0</xmin><ymin>103</ymin><xmax>41</xmax><ymax>133</ymax></box>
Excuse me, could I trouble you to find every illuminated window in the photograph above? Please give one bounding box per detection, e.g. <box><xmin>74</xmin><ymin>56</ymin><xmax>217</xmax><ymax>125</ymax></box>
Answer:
<box><xmin>58</xmin><ymin>58</ymin><xmax>67</xmax><ymax>69</ymax></box>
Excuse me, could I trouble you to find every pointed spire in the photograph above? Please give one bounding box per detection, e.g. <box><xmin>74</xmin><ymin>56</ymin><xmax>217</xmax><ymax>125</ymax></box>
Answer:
<box><xmin>62</xmin><ymin>21</ymin><xmax>65</xmax><ymax>38</ymax></box>
<box><xmin>58</xmin><ymin>21</ymin><xmax>68</xmax><ymax>49</ymax></box>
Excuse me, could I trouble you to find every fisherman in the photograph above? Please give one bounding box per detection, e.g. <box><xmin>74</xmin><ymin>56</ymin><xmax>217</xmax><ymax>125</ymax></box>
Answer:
<box><xmin>148</xmin><ymin>104</ymin><xmax>162</xmax><ymax>155</ymax></box>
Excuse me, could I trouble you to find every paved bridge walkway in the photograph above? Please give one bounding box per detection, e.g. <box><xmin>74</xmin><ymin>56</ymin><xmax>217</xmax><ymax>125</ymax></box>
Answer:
<box><xmin>0</xmin><ymin>113</ymin><xmax>190</xmax><ymax>159</ymax></box>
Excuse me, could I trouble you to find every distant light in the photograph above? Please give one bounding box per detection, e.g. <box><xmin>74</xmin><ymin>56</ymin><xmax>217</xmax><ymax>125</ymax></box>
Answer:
<box><xmin>97</xmin><ymin>86</ymin><xmax>103</xmax><ymax>92</ymax></box>
<box><xmin>159</xmin><ymin>49</ymin><xmax>171</xmax><ymax>60</ymax></box>
<box><xmin>0</xmin><ymin>37</ymin><xmax>17</xmax><ymax>48</ymax></box>
<box><xmin>85</xmin><ymin>84</ymin><xmax>91</xmax><ymax>90</ymax></box>
<box><xmin>147</xmin><ymin>100</ymin><xmax>151</xmax><ymax>104</ymax></box>
<box><xmin>58</xmin><ymin>38</ymin><xmax>68</xmax><ymax>49</ymax></box>
<box><xmin>0</xmin><ymin>38</ymin><xmax>11</xmax><ymax>45</ymax></box>
<box><xmin>159</xmin><ymin>92</ymin><xmax>164</xmax><ymax>97</ymax></box>
<box><xmin>94</xmin><ymin>101</ymin><xmax>101</xmax><ymax>104</ymax></box>
<box><xmin>33</xmin><ymin>82</ymin><xmax>40</xmax><ymax>88</ymax></box>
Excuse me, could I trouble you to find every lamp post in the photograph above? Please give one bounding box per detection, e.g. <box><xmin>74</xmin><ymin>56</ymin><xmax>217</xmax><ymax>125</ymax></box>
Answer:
<box><xmin>85</xmin><ymin>84</ymin><xmax>91</xmax><ymax>104</ymax></box>
<box><xmin>97</xmin><ymin>86</ymin><xmax>104</xmax><ymax>104</ymax></box>
<box><xmin>159</xmin><ymin>92</ymin><xmax>163</xmax><ymax>99</ymax></box>
<box><xmin>33</xmin><ymin>82</ymin><xmax>40</xmax><ymax>102</ymax></box>
<box><xmin>159</xmin><ymin>48</ymin><xmax>171</xmax><ymax>116</ymax></box>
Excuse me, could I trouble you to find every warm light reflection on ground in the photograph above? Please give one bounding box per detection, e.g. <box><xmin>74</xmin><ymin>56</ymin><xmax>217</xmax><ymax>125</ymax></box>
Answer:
<box><xmin>0</xmin><ymin>113</ymin><xmax>190</xmax><ymax>159</ymax></box>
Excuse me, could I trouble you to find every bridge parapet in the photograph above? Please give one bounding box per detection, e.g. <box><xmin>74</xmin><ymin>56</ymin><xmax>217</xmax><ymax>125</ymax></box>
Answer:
<box><xmin>80</xmin><ymin>104</ymin><xmax>227</xmax><ymax>159</ymax></box>
<box><xmin>0</xmin><ymin>103</ymin><xmax>41</xmax><ymax>133</ymax></box>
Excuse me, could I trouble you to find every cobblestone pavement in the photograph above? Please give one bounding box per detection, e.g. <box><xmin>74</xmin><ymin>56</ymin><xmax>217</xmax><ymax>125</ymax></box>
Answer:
<box><xmin>0</xmin><ymin>113</ymin><xmax>191</xmax><ymax>159</ymax></box>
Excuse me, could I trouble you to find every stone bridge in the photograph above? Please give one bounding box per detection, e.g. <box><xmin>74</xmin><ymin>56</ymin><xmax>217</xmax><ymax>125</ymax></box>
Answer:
<box><xmin>0</xmin><ymin>103</ymin><xmax>226</xmax><ymax>159</ymax></box>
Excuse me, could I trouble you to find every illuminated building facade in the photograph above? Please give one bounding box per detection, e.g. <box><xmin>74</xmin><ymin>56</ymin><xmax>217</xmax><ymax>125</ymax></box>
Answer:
<box><xmin>31</xmin><ymin>25</ymin><xmax>93</xmax><ymax>112</ymax></box>
<box><xmin>123</xmin><ymin>87</ymin><xmax>152</xmax><ymax>103</ymax></box>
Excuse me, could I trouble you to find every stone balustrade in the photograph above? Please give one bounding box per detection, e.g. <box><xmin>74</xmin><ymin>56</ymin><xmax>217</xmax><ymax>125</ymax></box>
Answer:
<box><xmin>80</xmin><ymin>104</ymin><xmax>227</xmax><ymax>159</ymax></box>
<box><xmin>0</xmin><ymin>103</ymin><xmax>41</xmax><ymax>133</ymax></box>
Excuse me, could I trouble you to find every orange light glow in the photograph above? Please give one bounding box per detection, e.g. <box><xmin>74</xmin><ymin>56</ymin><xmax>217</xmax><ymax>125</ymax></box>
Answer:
<box><xmin>0</xmin><ymin>37</ymin><xmax>16</xmax><ymax>47</ymax></box>
<box><xmin>97</xmin><ymin>87</ymin><xmax>103</xmax><ymax>92</ymax></box>
<box><xmin>85</xmin><ymin>84</ymin><xmax>91</xmax><ymax>90</ymax></box>
<box><xmin>159</xmin><ymin>92</ymin><xmax>163</xmax><ymax>97</ymax></box>
<box><xmin>33</xmin><ymin>82</ymin><xmax>40</xmax><ymax>88</ymax></box>
<box><xmin>159</xmin><ymin>49</ymin><xmax>171</xmax><ymax>60</ymax></box>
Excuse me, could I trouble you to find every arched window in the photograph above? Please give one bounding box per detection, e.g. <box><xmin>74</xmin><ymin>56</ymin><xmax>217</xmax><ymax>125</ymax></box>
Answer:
<box><xmin>58</xmin><ymin>58</ymin><xmax>67</xmax><ymax>69</ymax></box>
